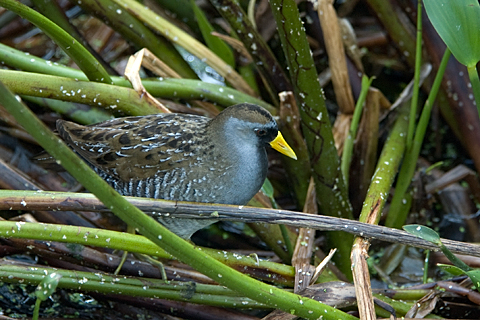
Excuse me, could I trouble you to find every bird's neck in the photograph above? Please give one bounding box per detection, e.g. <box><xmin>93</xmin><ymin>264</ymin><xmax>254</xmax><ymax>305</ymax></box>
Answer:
<box><xmin>208</xmin><ymin>118</ymin><xmax>268</xmax><ymax>204</ymax></box>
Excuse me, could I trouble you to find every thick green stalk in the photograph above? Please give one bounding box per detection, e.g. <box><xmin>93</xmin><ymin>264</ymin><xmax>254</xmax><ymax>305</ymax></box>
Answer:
<box><xmin>386</xmin><ymin>49</ymin><xmax>452</xmax><ymax>228</ymax></box>
<box><xmin>268</xmin><ymin>0</ymin><xmax>353</xmax><ymax>277</ymax></box>
<box><xmin>358</xmin><ymin>103</ymin><xmax>409</xmax><ymax>223</ymax></box>
<box><xmin>0</xmin><ymin>0</ymin><xmax>111</xmax><ymax>83</ymax></box>
<box><xmin>0</xmin><ymin>70</ymin><xmax>162</xmax><ymax>116</ymax></box>
<box><xmin>0</xmin><ymin>83</ymin><xmax>356</xmax><ymax>320</ymax></box>
<box><xmin>0</xmin><ymin>70</ymin><xmax>274</xmax><ymax>115</ymax></box>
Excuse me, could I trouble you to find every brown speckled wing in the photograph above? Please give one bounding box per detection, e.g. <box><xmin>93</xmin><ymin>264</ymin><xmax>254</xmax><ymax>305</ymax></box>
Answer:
<box><xmin>57</xmin><ymin>114</ymin><xmax>210</xmax><ymax>181</ymax></box>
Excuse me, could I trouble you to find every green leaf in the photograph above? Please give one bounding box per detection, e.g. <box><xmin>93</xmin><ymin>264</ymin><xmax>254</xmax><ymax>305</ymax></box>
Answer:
<box><xmin>424</xmin><ymin>0</ymin><xmax>480</xmax><ymax>67</ymax></box>
<box><xmin>35</xmin><ymin>273</ymin><xmax>62</xmax><ymax>301</ymax></box>
<box><xmin>440</xmin><ymin>244</ymin><xmax>472</xmax><ymax>272</ymax></box>
<box><xmin>438</xmin><ymin>264</ymin><xmax>466</xmax><ymax>276</ymax></box>
<box><xmin>190</xmin><ymin>0</ymin><xmax>235</xmax><ymax>67</ymax></box>
<box><xmin>403</xmin><ymin>224</ymin><xmax>442</xmax><ymax>245</ymax></box>
<box><xmin>440</xmin><ymin>264</ymin><xmax>480</xmax><ymax>291</ymax></box>
<box><xmin>405</xmin><ymin>225</ymin><xmax>472</xmax><ymax>272</ymax></box>
<box><xmin>261</xmin><ymin>178</ymin><xmax>274</xmax><ymax>199</ymax></box>
<box><xmin>466</xmin><ymin>269</ymin><xmax>480</xmax><ymax>290</ymax></box>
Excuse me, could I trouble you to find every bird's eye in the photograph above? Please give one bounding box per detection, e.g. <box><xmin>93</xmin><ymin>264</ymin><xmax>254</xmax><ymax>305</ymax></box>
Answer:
<box><xmin>255</xmin><ymin>129</ymin><xmax>267</xmax><ymax>136</ymax></box>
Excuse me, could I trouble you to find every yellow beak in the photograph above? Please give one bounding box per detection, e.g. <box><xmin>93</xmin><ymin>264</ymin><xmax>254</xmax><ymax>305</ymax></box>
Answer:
<box><xmin>270</xmin><ymin>132</ymin><xmax>297</xmax><ymax>160</ymax></box>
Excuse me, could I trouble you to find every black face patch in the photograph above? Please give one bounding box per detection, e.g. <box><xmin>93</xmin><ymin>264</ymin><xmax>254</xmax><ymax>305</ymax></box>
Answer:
<box><xmin>264</xmin><ymin>128</ymin><xmax>278</xmax><ymax>145</ymax></box>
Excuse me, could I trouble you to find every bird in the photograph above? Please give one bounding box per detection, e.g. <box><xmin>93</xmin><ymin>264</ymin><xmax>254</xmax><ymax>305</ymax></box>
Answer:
<box><xmin>56</xmin><ymin>103</ymin><xmax>297</xmax><ymax>239</ymax></box>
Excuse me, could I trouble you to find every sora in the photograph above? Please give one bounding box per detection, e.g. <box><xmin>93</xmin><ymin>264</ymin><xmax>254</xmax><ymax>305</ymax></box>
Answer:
<box><xmin>57</xmin><ymin>103</ymin><xmax>297</xmax><ymax>239</ymax></box>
